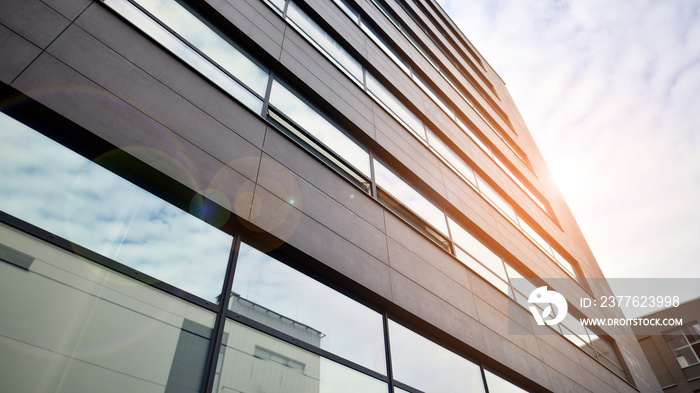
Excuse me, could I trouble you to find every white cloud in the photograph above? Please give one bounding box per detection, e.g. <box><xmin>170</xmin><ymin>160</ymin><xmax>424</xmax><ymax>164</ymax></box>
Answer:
<box><xmin>438</xmin><ymin>0</ymin><xmax>700</xmax><ymax>293</ymax></box>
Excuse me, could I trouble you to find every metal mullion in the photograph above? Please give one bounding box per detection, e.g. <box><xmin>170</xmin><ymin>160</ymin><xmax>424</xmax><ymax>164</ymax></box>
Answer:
<box><xmin>260</xmin><ymin>70</ymin><xmax>275</xmax><ymax>117</ymax></box>
<box><xmin>383</xmin><ymin>313</ymin><xmax>395</xmax><ymax>393</ymax></box>
<box><xmin>391</xmin><ymin>380</ymin><xmax>426</xmax><ymax>393</ymax></box>
<box><xmin>202</xmin><ymin>234</ymin><xmax>242</xmax><ymax>393</ymax></box>
<box><xmin>369</xmin><ymin>150</ymin><xmax>378</xmax><ymax>198</ymax></box>
<box><xmin>480</xmin><ymin>363</ymin><xmax>490</xmax><ymax>393</ymax></box>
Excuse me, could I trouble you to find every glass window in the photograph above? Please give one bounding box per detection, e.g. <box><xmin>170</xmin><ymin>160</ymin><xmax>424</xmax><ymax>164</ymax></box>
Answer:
<box><xmin>229</xmin><ymin>243</ymin><xmax>386</xmax><ymax>374</ymax></box>
<box><xmin>518</xmin><ymin>218</ymin><xmax>550</xmax><ymax>254</ymax></box>
<box><xmin>331</xmin><ymin>0</ymin><xmax>359</xmax><ymax>24</ymax></box>
<box><xmin>591</xmin><ymin>336</ymin><xmax>623</xmax><ymax>369</ymax></box>
<box><xmin>0</xmin><ymin>222</ymin><xmax>216</xmax><ymax>393</ymax></box>
<box><xmin>287</xmin><ymin>2</ymin><xmax>363</xmax><ymax>84</ymax></box>
<box><xmin>455</xmin><ymin>248</ymin><xmax>508</xmax><ymax>294</ymax></box>
<box><xmin>373</xmin><ymin>159</ymin><xmax>448</xmax><ymax>235</ymax></box>
<box><xmin>102</xmin><ymin>0</ymin><xmax>266</xmax><ymax>112</ymax></box>
<box><xmin>665</xmin><ymin>329</ymin><xmax>688</xmax><ymax>350</ymax></box>
<box><xmin>389</xmin><ymin>320</ymin><xmax>485</xmax><ymax>393</ymax></box>
<box><xmin>0</xmin><ymin>113</ymin><xmax>233</xmax><ymax>302</ymax></box>
<box><xmin>673</xmin><ymin>347</ymin><xmax>699</xmax><ymax>368</ymax></box>
<box><xmin>412</xmin><ymin>73</ymin><xmax>454</xmax><ymax>119</ymax></box>
<box><xmin>684</xmin><ymin>323</ymin><xmax>700</xmax><ymax>343</ymax></box>
<box><xmin>365</xmin><ymin>73</ymin><xmax>423</xmax><ymax>138</ymax></box>
<box><xmin>551</xmin><ymin>248</ymin><xmax>575</xmax><ymax>276</ymax></box>
<box><xmin>476</xmin><ymin>176</ymin><xmax>516</xmax><ymax>221</ymax></box>
<box><xmin>426</xmin><ymin>128</ymin><xmax>477</xmax><ymax>186</ymax></box>
<box><xmin>137</xmin><ymin>0</ymin><xmax>269</xmax><ymax>95</ymax></box>
<box><xmin>267</xmin><ymin>0</ymin><xmax>286</xmax><ymax>13</ymax></box>
<box><xmin>456</xmin><ymin>116</ymin><xmax>490</xmax><ymax>154</ymax></box>
<box><xmin>360</xmin><ymin>21</ymin><xmax>410</xmax><ymax>74</ymax></box>
<box><xmin>505</xmin><ymin>266</ymin><xmax>538</xmax><ymax>308</ymax></box>
<box><xmin>269</xmin><ymin>79</ymin><xmax>371</xmax><ymax>177</ymax></box>
<box><xmin>484</xmin><ymin>370</ymin><xmax>528</xmax><ymax>393</ymax></box>
<box><xmin>447</xmin><ymin>217</ymin><xmax>504</xmax><ymax>278</ymax></box>
<box><xmin>665</xmin><ymin>323</ymin><xmax>700</xmax><ymax>369</ymax></box>
<box><xmin>215</xmin><ymin>319</ymin><xmax>388</xmax><ymax>393</ymax></box>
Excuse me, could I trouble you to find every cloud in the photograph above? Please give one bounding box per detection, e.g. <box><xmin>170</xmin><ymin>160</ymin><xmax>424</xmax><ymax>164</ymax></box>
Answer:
<box><xmin>438</xmin><ymin>1</ymin><xmax>700</xmax><ymax>288</ymax></box>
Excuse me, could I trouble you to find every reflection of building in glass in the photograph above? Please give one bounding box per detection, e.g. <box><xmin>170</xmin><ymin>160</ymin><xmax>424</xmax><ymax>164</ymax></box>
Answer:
<box><xmin>214</xmin><ymin>293</ymin><xmax>322</xmax><ymax>393</ymax></box>
<box><xmin>229</xmin><ymin>293</ymin><xmax>325</xmax><ymax>346</ymax></box>
<box><xmin>0</xmin><ymin>0</ymin><xmax>660</xmax><ymax>391</ymax></box>
<box><xmin>633</xmin><ymin>297</ymin><xmax>700</xmax><ymax>392</ymax></box>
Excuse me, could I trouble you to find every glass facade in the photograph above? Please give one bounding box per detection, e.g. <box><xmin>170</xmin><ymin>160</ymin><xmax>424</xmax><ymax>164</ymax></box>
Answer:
<box><xmin>0</xmin><ymin>109</ymin><xmax>540</xmax><ymax>393</ymax></box>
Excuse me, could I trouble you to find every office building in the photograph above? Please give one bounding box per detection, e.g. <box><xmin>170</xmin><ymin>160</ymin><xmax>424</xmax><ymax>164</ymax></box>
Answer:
<box><xmin>634</xmin><ymin>297</ymin><xmax>700</xmax><ymax>392</ymax></box>
<box><xmin>0</xmin><ymin>0</ymin><xmax>661</xmax><ymax>391</ymax></box>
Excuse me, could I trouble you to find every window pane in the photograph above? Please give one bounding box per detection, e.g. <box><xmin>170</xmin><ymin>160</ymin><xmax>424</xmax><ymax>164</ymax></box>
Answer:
<box><xmin>267</xmin><ymin>0</ymin><xmax>286</xmax><ymax>12</ymax></box>
<box><xmin>551</xmin><ymin>248</ymin><xmax>577</xmax><ymax>277</ymax></box>
<box><xmin>360</xmin><ymin>22</ymin><xmax>410</xmax><ymax>74</ymax></box>
<box><xmin>683</xmin><ymin>323</ymin><xmax>700</xmax><ymax>343</ymax></box>
<box><xmin>673</xmin><ymin>347</ymin><xmax>699</xmax><ymax>368</ymax></box>
<box><xmin>287</xmin><ymin>2</ymin><xmax>363</xmax><ymax>84</ymax></box>
<box><xmin>229</xmin><ymin>243</ymin><xmax>386</xmax><ymax>374</ymax></box>
<box><xmin>0</xmin><ymin>113</ymin><xmax>232</xmax><ymax>302</ymax></box>
<box><xmin>456</xmin><ymin>116</ymin><xmax>489</xmax><ymax>153</ymax></box>
<box><xmin>389</xmin><ymin>320</ymin><xmax>485</xmax><ymax>393</ymax></box>
<box><xmin>664</xmin><ymin>329</ymin><xmax>688</xmax><ymax>350</ymax></box>
<box><xmin>365</xmin><ymin>73</ymin><xmax>423</xmax><ymax>137</ymax></box>
<box><xmin>412</xmin><ymin>73</ymin><xmax>453</xmax><ymax>118</ymax></box>
<box><xmin>331</xmin><ymin>0</ymin><xmax>359</xmax><ymax>23</ymax></box>
<box><xmin>373</xmin><ymin>160</ymin><xmax>448</xmax><ymax>234</ymax></box>
<box><xmin>269</xmin><ymin>79</ymin><xmax>371</xmax><ymax>176</ymax></box>
<box><xmin>476</xmin><ymin>176</ymin><xmax>516</xmax><ymax>221</ymax></box>
<box><xmin>455</xmin><ymin>248</ymin><xmax>508</xmax><ymax>294</ymax></box>
<box><xmin>135</xmin><ymin>0</ymin><xmax>269</xmax><ymax>95</ymax></box>
<box><xmin>591</xmin><ymin>336</ymin><xmax>622</xmax><ymax>369</ymax></box>
<box><xmin>102</xmin><ymin>0</ymin><xmax>265</xmax><ymax>112</ymax></box>
<box><xmin>426</xmin><ymin>128</ymin><xmax>476</xmax><ymax>186</ymax></box>
<box><xmin>447</xmin><ymin>217</ymin><xmax>505</xmax><ymax>278</ymax></box>
<box><xmin>484</xmin><ymin>370</ymin><xmax>528</xmax><ymax>393</ymax></box>
<box><xmin>215</xmin><ymin>319</ymin><xmax>388</xmax><ymax>393</ymax></box>
<box><xmin>0</xmin><ymin>222</ymin><xmax>216</xmax><ymax>393</ymax></box>
<box><xmin>559</xmin><ymin>313</ymin><xmax>590</xmax><ymax>347</ymax></box>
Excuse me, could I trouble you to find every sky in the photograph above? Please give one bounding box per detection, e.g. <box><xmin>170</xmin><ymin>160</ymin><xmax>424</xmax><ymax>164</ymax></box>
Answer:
<box><xmin>437</xmin><ymin>0</ymin><xmax>700</xmax><ymax>305</ymax></box>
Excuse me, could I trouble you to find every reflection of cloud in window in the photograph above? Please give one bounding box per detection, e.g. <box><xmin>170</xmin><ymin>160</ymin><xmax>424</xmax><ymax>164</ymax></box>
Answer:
<box><xmin>0</xmin><ymin>113</ymin><xmax>232</xmax><ymax>302</ymax></box>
